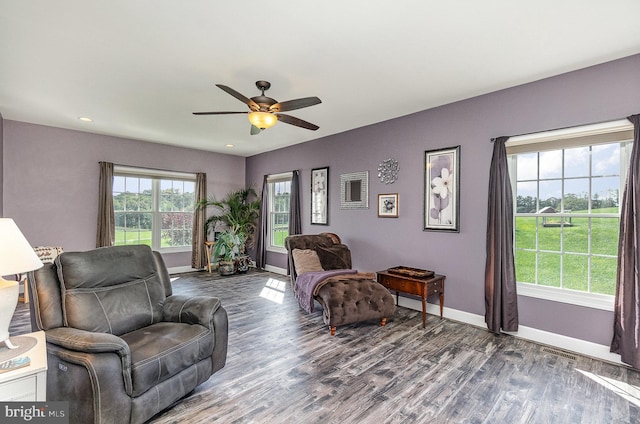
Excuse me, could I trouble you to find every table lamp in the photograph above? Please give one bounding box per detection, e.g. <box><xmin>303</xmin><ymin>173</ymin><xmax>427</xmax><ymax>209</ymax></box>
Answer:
<box><xmin>0</xmin><ymin>218</ymin><xmax>43</xmax><ymax>349</ymax></box>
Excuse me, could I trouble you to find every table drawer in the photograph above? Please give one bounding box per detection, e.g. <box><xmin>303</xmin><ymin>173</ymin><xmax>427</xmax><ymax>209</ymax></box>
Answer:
<box><xmin>425</xmin><ymin>279</ymin><xmax>444</xmax><ymax>296</ymax></box>
<box><xmin>377</xmin><ymin>273</ymin><xmax>444</xmax><ymax>297</ymax></box>
<box><xmin>378</xmin><ymin>274</ymin><xmax>423</xmax><ymax>295</ymax></box>
<box><xmin>0</xmin><ymin>374</ymin><xmax>37</xmax><ymax>401</ymax></box>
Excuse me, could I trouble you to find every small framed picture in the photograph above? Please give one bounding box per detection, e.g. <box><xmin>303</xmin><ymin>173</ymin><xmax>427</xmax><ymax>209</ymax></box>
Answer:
<box><xmin>378</xmin><ymin>193</ymin><xmax>399</xmax><ymax>218</ymax></box>
<box><xmin>311</xmin><ymin>167</ymin><xmax>329</xmax><ymax>225</ymax></box>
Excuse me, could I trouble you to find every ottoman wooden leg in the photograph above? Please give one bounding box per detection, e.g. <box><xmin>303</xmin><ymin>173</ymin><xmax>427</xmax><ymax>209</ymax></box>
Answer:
<box><xmin>330</xmin><ymin>326</ymin><xmax>336</xmax><ymax>336</ymax></box>
<box><xmin>380</xmin><ymin>317</ymin><xmax>387</xmax><ymax>327</ymax></box>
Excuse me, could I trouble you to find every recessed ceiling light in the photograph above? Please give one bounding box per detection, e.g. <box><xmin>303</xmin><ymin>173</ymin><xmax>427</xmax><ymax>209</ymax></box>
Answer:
<box><xmin>78</xmin><ymin>117</ymin><xmax>93</xmax><ymax>122</ymax></box>
<box><xmin>225</xmin><ymin>144</ymin><xmax>234</xmax><ymax>148</ymax></box>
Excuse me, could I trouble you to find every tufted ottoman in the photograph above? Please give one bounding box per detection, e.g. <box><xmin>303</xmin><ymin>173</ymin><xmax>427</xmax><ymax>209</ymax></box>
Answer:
<box><xmin>315</xmin><ymin>279</ymin><xmax>397</xmax><ymax>336</ymax></box>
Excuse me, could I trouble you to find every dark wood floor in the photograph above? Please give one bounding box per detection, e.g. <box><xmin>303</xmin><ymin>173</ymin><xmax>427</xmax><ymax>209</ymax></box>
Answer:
<box><xmin>11</xmin><ymin>270</ymin><xmax>640</xmax><ymax>423</ymax></box>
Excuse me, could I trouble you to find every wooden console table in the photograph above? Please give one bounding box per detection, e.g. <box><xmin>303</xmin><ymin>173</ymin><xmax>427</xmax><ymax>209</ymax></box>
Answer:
<box><xmin>376</xmin><ymin>270</ymin><xmax>445</xmax><ymax>328</ymax></box>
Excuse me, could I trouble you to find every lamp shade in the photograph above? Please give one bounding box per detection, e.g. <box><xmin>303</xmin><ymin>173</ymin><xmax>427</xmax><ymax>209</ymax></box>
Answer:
<box><xmin>0</xmin><ymin>218</ymin><xmax>43</xmax><ymax>276</ymax></box>
<box><xmin>0</xmin><ymin>218</ymin><xmax>42</xmax><ymax>348</ymax></box>
<box><xmin>248</xmin><ymin>111</ymin><xmax>278</xmax><ymax>130</ymax></box>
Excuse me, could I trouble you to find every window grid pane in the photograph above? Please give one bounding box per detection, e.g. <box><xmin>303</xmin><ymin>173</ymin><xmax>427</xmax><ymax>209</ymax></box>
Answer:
<box><xmin>113</xmin><ymin>174</ymin><xmax>195</xmax><ymax>250</ymax></box>
<box><xmin>513</xmin><ymin>140</ymin><xmax>624</xmax><ymax>296</ymax></box>
<box><xmin>268</xmin><ymin>177</ymin><xmax>292</xmax><ymax>249</ymax></box>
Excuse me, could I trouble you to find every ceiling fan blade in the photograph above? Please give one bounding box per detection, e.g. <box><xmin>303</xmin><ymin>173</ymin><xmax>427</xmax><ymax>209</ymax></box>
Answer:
<box><xmin>216</xmin><ymin>84</ymin><xmax>260</xmax><ymax>111</ymax></box>
<box><xmin>270</xmin><ymin>97</ymin><xmax>321</xmax><ymax>113</ymax></box>
<box><xmin>250</xmin><ymin>125</ymin><xmax>261</xmax><ymax>135</ymax></box>
<box><xmin>193</xmin><ymin>111</ymin><xmax>248</xmax><ymax>115</ymax></box>
<box><xmin>276</xmin><ymin>113</ymin><xmax>319</xmax><ymax>131</ymax></box>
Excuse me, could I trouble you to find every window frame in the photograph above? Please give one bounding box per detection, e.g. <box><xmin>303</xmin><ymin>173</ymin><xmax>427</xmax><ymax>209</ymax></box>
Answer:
<box><xmin>266</xmin><ymin>172</ymin><xmax>292</xmax><ymax>254</ymax></box>
<box><xmin>506</xmin><ymin>120</ymin><xmax>633</xmax><ymax>311</ymax></box>
<box><xmin>113</xmin><ymin>166</ymin><xmax>196</xmax><ymax>254</ymax></box>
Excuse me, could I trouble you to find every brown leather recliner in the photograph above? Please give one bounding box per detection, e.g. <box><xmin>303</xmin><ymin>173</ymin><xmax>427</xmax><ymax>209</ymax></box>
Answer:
<box><xmin>28</xmin><ymin>245</ymin><xmax>228</xmax><ymax>424</ymax></box>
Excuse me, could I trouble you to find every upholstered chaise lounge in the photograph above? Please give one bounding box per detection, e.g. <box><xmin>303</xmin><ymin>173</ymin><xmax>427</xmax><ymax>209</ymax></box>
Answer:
<box><xmin>28</xmin><ymin>245</ymin><xmax>228</xmax><ymax>424</ymax></box>
<box><xmin>285</xmin><ymin>233</ymin><xmax>396</xmax><ymax>335</ymax></box>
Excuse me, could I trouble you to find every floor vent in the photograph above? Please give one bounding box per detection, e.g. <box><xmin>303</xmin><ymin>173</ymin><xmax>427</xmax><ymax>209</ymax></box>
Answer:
<box><xmin>542</xmin><ymin>347</ymin><xmax>577</xmax><ymax>361</ymax></box>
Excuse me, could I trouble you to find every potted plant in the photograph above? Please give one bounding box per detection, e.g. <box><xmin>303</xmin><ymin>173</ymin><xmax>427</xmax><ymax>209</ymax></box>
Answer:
<box><xmin>212</xmin><ymin>226</ymin><xmax>246</xmax><ymax>275</ymax></box>
<box><xmin>198</xmin><ymin>188</ymin><xmax>261</xmax><ymax>274</ymax></box>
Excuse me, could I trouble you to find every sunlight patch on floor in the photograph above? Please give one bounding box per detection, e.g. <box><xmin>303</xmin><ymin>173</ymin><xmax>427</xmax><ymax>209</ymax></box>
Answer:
<box><xmin>259</xmin><ymin>277</ymin><xmax>287</xmax><ymax>304</ymax></box>
<box><xmin>577</xmin><ymin>369</ymin><xmax>640</xmax><ymax>407</ymax></box>
<box><xmin>170</xmin><ymin>277</ymin><xmax>180</xmax><ymax>282</ymax></box>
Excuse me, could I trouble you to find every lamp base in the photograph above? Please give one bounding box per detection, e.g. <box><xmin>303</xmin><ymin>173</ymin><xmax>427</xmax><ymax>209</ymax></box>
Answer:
<box><xmin>0</xmin><ymin>277</ymin><xmax>19</xmax><ymax>347</ymax></box>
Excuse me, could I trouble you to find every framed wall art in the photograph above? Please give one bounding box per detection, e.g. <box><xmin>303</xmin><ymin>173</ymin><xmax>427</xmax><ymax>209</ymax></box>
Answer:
<box><xmin>424</xmin><ymin>146</ymin><xmax>460</xmax><ymax>232</ymax></box>
<box><xmin>378</xmin><ymin>193</ymin><xmax>399</xmax><ymax>218</ymax></box>
<box><xmin>311</xmin><ymin>167</ymin><xmax>329</xmax><ymax>225</ymax></box>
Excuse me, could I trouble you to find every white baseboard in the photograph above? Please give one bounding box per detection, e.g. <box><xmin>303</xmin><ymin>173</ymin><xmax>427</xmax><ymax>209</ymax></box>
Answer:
<box><xmin>397</xmin><ymin>296</ymin><xmax>624</xmax><ymax>366</ymax></box>
<box><xmin>168</xmin><ymin>264</ymin><xmax>289</xmax><ymax>275</ymax></box>
<box><xmin>264</xmin><ymin>265</ymin><xmax>288</xmax><ymax>275</ymax></box>
<box><xmin>168</xmin><ymin>266</ymin><xmax>197</xmax><ymax>275</ymax></box>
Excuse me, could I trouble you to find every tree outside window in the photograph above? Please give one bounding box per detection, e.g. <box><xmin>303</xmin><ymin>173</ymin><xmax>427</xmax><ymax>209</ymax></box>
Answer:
<box><xmin>113</xmin><ymin>175</ymin><xmax>195</xmax><ymax>251</ymax></box>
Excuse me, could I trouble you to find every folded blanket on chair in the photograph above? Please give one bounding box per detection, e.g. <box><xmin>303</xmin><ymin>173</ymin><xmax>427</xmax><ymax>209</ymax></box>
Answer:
<box><xmin>295</xmin><ymin>269</ymin><xmax>357</xmax><ymax>313</ymax></box>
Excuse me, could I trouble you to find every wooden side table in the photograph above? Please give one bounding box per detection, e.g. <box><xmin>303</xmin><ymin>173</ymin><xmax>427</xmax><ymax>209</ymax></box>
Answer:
<box><xmin>204</xmin><ymin>241</ymin><xmax>215</xmax><ymax>273</ymax></box>
<box><xmin>0</xmin><ymin>331</ymin><xmax>47</xmax><ymax>401</ymax></box>
<box><xmin>377</xmin><ymin>270</ymin><xmax>445</xmax><ymax>328</ymax></box>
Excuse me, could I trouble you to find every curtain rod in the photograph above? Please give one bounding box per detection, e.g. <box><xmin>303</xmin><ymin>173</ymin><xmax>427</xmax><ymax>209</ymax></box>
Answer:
<box><xmin>489</xmin><ymin>116</ymin><xmax>631</xmax><ymax>142</ymax></box>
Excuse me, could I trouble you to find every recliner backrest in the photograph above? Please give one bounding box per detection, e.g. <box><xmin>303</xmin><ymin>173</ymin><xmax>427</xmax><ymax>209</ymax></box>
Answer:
<box><xmin>56</xmin><ymin>245</ymin><xmax>167</xmax><ymax>335</ymax></box>
<box><xmin>28</xmin><ymin>263</ymin><xmax>64</xmax><ymax>331</ymax></box>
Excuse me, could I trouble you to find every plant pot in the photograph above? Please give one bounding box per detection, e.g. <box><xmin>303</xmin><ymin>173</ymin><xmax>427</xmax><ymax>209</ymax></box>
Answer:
<box><xmin>218</xmin><ymin>260</ymin><xmax>235</xmax><ymax>276</ymax></box>
<box><xmin>236</xmin><ymin>255</ymin><xmax>250</xmax><ymax>274</ymax></box>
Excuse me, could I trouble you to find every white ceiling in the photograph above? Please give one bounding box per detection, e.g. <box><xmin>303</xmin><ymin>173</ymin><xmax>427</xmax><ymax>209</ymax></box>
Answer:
<box><xmin>2</xmin><ymin>1</ymin><xmax>640</xmax><ymax>157</ymax></box>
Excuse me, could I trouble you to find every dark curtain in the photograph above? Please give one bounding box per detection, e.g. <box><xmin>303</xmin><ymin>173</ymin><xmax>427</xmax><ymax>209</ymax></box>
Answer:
<box><xmin>191</xmin><ymin>173</ymin><xmax>207</xmax><ymax>269</ymax></box>
<box><xmin>287</xmin><ymin>170</ymin><xmax>302</xmax><ymax>274</ymax></box>
<box><xmin>255</xmin><ymin>175</ymin><xmax>269</xmax><ymax>269</ymax></box>
<box><xmin>289</xmin><ymin>170</ymin><xmax>302</xmax><ymax>236</ymax></box>
<box><xmin>484</xmin><ymin>136</ymin><xmax>519</xmax><ymax>333</ymax></box>
<box><xmin>96</xmin><ymin>161</ymin><xmax>115</xmax><ymax>247</ymax></box>
<box><xmin>611</xmin><ymin>114</ymin><xmax>640</xmax><ymax>368</ymax></box>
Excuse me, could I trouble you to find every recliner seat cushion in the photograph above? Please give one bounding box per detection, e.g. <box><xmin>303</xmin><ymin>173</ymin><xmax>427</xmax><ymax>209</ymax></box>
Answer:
<box><xmin>121</xmin><ymin>321</ymin><xmax>214</xmax><ymax>397</ymax></box>
<box><xmin>56</xmin><ymin>245</ymin><xmax>166</xmax><ymax>335</ymax></box>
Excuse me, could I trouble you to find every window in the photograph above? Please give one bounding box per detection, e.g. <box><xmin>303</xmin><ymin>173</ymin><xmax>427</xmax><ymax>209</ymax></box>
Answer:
<box><xmin>508</xmin><ymin>120</ymin><xmax>633</xmax><ymax>309</ymax></box>
<box><xmin>113</xmin><ymin>166</ymin><xmax>196</xmax><ymax>252</ymax></box>
<box><xmin>267</xmin><ymin>173</ymin><xmax>292</xmax><ymax>252</ymax></box>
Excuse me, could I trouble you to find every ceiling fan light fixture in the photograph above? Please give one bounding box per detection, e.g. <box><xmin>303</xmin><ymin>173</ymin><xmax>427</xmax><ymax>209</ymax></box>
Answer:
<box><xmin>248</xmin><ymin>111</ymin><xmax>277</xmax><ymax>129</ymax></box>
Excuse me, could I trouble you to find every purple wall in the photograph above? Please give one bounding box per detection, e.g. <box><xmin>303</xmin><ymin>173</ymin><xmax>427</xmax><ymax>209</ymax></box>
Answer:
<box><xmin>247</xmin><ymin>54</ymin><xmax>640</xmax><ymax>345</ymax></box>
<box><xmin>0</xmin><ymin>113</ymin><xmax>4</xmax><ymax>217</ymax></box>
<box><xmin>3</xmin><ymin>121</ymin><xmax>246</xmax><ymax>268</ymax></box>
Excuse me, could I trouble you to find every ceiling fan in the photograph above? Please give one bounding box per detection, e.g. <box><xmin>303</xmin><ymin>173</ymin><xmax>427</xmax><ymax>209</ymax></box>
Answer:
<box><xmin>193</xmin><ymin>80</ymin><xmax>321</xmax><ymax>135</ymax></box>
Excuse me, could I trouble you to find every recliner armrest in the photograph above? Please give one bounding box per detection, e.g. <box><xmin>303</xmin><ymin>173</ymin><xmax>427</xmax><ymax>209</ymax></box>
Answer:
<box><xmin>162</xmin><ymin>295</ymin><xmax>222</xmax><ymax>330</ymax></box>
<box><xmin>44</xmin><ymin>327</ymin><xmax>134</xmax><ymax>395</ymax></box>
<box><xmin>45</xmin><ymin>327</ymin><xmax>130</xmax><ymax>356</ymax></box>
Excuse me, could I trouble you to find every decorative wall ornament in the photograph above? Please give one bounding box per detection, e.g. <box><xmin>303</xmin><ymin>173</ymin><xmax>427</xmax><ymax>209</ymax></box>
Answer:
<box><xmin>340</xmin><ymin>171</ymin><xmax>369</xmax><ymax>209</ymax></box>
<box><xmin>377</xmin><ymin>158</ymin><xmax>399</xmax><ymax>184</ymax></box>
<box><xmin>311</xmin><ymin>167</ymin><xmax>329</xmax><ymax>225</ymax></box>
<box><xmin>424</xmin><ymin>146</ymin><xmax>460</xmax><ymax>232</ymax></box>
